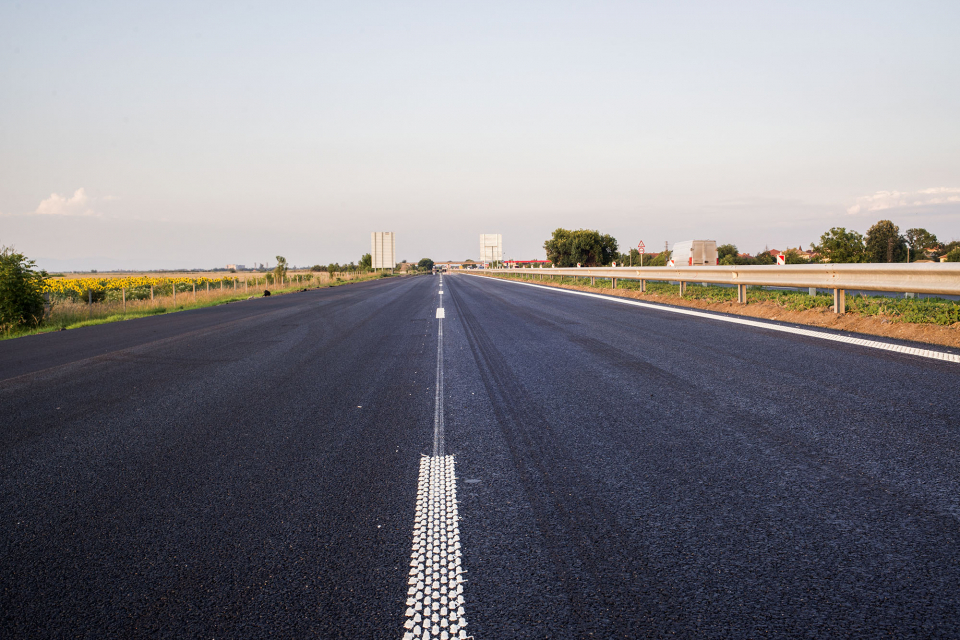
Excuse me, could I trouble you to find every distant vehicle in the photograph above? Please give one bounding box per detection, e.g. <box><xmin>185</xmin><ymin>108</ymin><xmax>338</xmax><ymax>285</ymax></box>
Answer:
<box><xmin>670</xmin><ymin>240</ymin><xmax>718</xmax><ymax>266</ymax></box>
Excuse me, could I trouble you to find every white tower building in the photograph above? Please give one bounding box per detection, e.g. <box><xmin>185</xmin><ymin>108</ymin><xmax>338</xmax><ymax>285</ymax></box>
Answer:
<box><xmin>371</xmin><ymin>232</ymin><xmax>396</xmax><ymax>269</ymax></box>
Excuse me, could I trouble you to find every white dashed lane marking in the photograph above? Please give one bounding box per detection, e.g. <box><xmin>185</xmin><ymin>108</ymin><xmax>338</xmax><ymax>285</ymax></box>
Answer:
<box><xmin>402</xmin><ymin>455</ymin><xmax>468</xmax><ymax>640</ymax></box>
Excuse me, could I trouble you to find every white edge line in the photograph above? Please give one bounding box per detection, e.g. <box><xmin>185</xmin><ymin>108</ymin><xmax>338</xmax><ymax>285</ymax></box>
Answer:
<box><xmin>464</xmin><ymin>274</ymin><xmax>960</xmax><ymax>364</ymax></box>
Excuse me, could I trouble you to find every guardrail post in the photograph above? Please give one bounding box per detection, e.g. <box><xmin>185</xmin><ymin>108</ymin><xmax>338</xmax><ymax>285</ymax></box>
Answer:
<box><xmin>611</xmin><ymin>277</ymin><xmax>617</xmax><ymax>289</ymax></box>
<box><xmin>679</xmin><ymin>281</ymin><xmax>686</xmax><ymax>296</ymax></box>
<box><xmin>833</xmin><ymin>288</ymin><xmax>845</xmax><ymax>314</ymax></box>
<box><xmin>640</xmin><ymin>279</ymin><xmax>646</xmax><ymax>293</ymax></box>
<box><xmin>737</xmin><ymin>284</ymin><xmax>747</xmax><ymax>304</ymax></box>
<box><xmin>809</xmin><ymin>287</ymin><xmax>816</xmax><ymax>296</ymax></box>
<box><xmin>591</xmin><ymin>277</ymin><xmax>595</xmax><ymax>286</ymax></box>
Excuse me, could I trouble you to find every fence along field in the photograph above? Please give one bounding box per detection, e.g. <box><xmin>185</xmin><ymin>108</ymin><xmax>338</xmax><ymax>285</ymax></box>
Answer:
<box><xmin>32</xmin><ymin>270</ymin><xmax>374</xmax><ymax>334</ymax></box>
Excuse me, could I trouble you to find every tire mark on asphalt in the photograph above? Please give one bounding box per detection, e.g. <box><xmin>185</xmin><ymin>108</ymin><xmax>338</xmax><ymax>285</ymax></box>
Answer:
<box><xmin>447</xmin><ymin>276</ymin><xmax>660</xmax><ymax>637</ymax></box>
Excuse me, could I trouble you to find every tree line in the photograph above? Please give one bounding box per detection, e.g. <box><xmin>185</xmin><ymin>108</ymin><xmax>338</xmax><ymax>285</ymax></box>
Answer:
<box><xmin>810</xmin><ymin>221</ymin><xmax>959</xmax><ymax>263</ymax></box>
<box><xmin>309</xmin><ymin>254</ymin><xmax>437</xmax><ymax>274</ymax></box>
<box><xmin>542</xmin><ymin>221</ymin><xmax>960</xmax><ymax>268</ymax></box>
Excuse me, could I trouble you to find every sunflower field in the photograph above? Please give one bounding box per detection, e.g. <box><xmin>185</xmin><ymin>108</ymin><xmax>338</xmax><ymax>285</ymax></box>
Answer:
<box><xmin>43</xmin><ymin>274</ymin><xmax>317</xmax><ymax>303</ymax></box>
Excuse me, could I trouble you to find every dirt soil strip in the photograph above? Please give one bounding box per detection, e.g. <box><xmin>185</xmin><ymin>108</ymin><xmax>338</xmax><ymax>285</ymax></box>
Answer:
<box><xmin>482</xmin><ymin>275</ymin><xmax>960</xmax><ymax>352</ymax></box>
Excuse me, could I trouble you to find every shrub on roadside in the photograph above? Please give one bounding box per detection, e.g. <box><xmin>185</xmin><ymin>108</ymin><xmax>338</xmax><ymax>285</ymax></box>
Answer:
<box><xmin>0</xmin><ymin>247</ymin><xmax>49</xmax><ymax>331</ymax></box>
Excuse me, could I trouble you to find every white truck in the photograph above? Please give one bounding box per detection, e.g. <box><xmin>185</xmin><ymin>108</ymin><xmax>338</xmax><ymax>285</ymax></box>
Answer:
<box><xmin>670</xmin><ymin>240</ymin><xmax>718</xmax><ymax>266</ymax></box>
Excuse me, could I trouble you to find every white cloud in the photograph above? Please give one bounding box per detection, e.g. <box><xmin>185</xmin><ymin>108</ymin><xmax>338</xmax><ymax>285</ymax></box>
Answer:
<box><xmin>33</xmin><ymin>188</ymin><xmax>102</xmax><ymax>216</ymax></box>
<box><xmin>846</xmin><ymin>188</ymin><xmax>960</xmax><ymax>215</ymax></box>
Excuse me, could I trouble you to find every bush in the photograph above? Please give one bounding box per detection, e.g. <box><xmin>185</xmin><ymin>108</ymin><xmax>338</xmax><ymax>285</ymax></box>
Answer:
<box><xmin>0</xmin><ymin>247</ymin><xmax>49</xmax><ymax>331</ymax></box>
<box><xmin>543</xmin><ymin>228</ymin><xmax>618</xmax><ymax>266</ymax></box>
<box><xmin>946</xmin><ymin>247</ymin><xmax>960</xmax><ymax>262</ymax></box>
<box><xmin>645</xmin><ymin>250</ymin><xmax>672</xmax><ymax>267</ymax></box>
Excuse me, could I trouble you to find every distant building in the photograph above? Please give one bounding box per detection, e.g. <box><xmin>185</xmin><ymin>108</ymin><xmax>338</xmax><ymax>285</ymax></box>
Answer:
<box><xmin>227</xmin><ymin>264</ymin><xmax>246</xmax><ymax>270</ymax></box>
<box><xmin>371</xmin><ymin>232</ymin><xmax>396</xmax><ymax>269</ymax></box>
<box><xmin>480</xmin><ymin>234</ymin><xmax>502</xmax><ymax>265</ymax></box>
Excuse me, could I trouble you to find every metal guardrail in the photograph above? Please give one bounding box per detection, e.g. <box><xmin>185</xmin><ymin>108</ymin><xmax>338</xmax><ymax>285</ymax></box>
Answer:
<box><xmin>467</xmin><ymin>263</ymin><xmax>960</xmax><ymax>313</ymax></box>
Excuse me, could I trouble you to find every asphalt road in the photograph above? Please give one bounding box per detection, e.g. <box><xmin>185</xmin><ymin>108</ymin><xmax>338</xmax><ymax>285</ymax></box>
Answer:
<box><xmin>2</xmin><ymin>273</ymin><xmax>959</xmax><ymax>638</ymax></box>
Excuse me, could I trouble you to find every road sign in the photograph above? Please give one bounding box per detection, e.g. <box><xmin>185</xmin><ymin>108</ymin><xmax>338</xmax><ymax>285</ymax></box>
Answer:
<box><xmin>638</xmin><ymin>241</ymin><xmax>645</xmax><ymax>251</ymax></box>
<box><xmin>777</xmin><ymin>254</ymin><xmax>785</xmax><ymax>266</ymax></box>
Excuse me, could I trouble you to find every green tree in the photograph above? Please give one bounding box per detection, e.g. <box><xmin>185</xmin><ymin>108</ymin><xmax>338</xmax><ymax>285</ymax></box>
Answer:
<box><xmin>543</xmin><ymin>228</ymin><xmax>618</xmax><ymax>267</ymax></box>
<box><xmin>645</xmin><ymin>250</ymin><xmax>672</xmax><ymax>267</ymax></box>
<box><xmin>812</xmin><ymin>227</ymin><xmax>866</xmax><ymax>263</ymax></box>
<box><xmin>0</xmin><ymin>247</ymin><xmax>49</xmax><ymax>331</ymax></box>
<box><xmin>418</xmin><ymin>258</ymin><xmax>435</xmax><ymax>271</ymax></box>
<box><xmin>359</xmin><ymin>253</ymin><xmax>372</xmax><ymax>269</ymax></box>
<box><xmin>274</xmin><ymin>255</ymin><xmax>288</xmax><ymax>282</ymax></box>
<box><xmin>940</xmin><ymin>240</ymin><xmax>960</xmax><ymax>259</ymax></box>
<box><xmin>783</xmin><ymin>249</ymin><xmax>807</xmax><ymax>264</ymax></box>
<box><xmin>945</xmin><ymin>247</ymin><xmax>960</xmax><ymax>262</ymax></box>
<box><xmin>865</xmin><ymin>220</ymin><xmax>906</xmax><ymax>262</ymax></box>
<box><xmin>904</xmin><ymin>228</ymin><xmax>938</xmax><ymax>261</ymax></box>
<box><xmin>783</xmin><ymin>248</ymin><xmax>807</xmax><ymax>264</ymax></box>
<box><xmin>754</xmin><ymin>251</ymin><xmax>776</xmax><ymax>265</ymax></box>
<box><xmin>717</xmin><ymin>244</ymin><xmax>738</xmax><ymax>260</ymax></box>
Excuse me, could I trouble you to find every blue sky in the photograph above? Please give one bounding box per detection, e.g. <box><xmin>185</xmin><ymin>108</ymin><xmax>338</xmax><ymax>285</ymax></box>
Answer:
<box><xmin>2</xmin><ymin>1</ymin><xmax>958</xmax><ymax>270</ymax></box>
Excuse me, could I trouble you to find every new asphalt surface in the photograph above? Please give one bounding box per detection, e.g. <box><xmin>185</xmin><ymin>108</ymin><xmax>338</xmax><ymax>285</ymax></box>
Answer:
<box><xmin>2</xmin><ymin>273</ymin><xmax>959</xmax><ymax>638</ymax></box>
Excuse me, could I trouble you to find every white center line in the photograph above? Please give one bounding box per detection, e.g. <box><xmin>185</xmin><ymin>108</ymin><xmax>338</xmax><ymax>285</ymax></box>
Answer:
<box><xmin>433</xmin><ymin>307</ymin><xmax>445</xmax><ymax>457</ymax></box>
<box><xmin>402</xmin><ymin>280</ymin><xmax>468</xmax><ymax>639</ymax></box>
